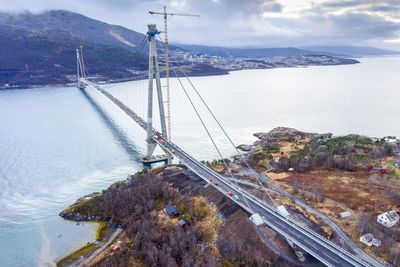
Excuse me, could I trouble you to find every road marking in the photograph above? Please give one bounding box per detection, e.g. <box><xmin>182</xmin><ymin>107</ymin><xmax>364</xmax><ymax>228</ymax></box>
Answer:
<box><xmin>324</xmin><ymin>252</ymin><xmax>340</xmax><ymax>265</ymax></box>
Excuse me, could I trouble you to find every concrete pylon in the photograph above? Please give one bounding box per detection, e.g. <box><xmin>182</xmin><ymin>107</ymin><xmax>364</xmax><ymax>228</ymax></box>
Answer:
<box><xmin>144</xmin><ymin>24</ymin><xmax>170</xmax><ymax>163</ymax></box>
<box><xmin>76</xmin><ymin>48</ymin><xmax>86</xmax><ymax>90</ymax></box>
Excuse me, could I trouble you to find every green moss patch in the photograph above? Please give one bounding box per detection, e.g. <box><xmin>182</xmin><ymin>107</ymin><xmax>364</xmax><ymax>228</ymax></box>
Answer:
<box><xmin>56</xmin><ymin>242</ymin><xmax>98</xmax><ymax>267</ymax></box>
<box><xmin>96</xmin><ymin>222</ymin><xmax>114</xmax><ymax>242</ymax></box>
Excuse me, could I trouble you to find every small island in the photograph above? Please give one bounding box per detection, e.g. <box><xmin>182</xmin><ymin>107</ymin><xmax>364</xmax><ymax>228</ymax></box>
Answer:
<box><xmin>59</xmin><ymin>127</ymin><xmax>400</xmax><ymax>266</ymax></box>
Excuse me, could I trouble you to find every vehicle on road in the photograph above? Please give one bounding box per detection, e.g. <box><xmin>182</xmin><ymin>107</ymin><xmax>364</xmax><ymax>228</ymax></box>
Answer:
<box><xmin>213</xmin><ymin>181</ymin><xmax>219</xmax><ymax>186</ymax></box>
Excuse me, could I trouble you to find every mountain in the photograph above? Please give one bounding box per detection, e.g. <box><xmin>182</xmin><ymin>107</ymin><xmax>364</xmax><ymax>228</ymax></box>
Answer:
<box><xmin>0</xmin><ymin>10</ymin><xmax>206</xmax><ymax>86</ymax></box>
<box><xmin>0</xmin><ymin>10</ymin><xmax>370</xmax><ymax>86</ymax></box>
<box><xmin>175</xmin><ymin>44</ymin><xmax>337</xmax><ymax>58</ymax></box>
<box><xmin>0</xmin><ymin>10</ymin><xmax>148</xmax><ymax>52</ymax></box>
<box><xmin>0</xmin><ymin>11</ymin><xmax>155</xmax><ymax>85</ymax></box>
<box><xmin>302</xmin><ymin>46</ymin><xmax>400</xmax><ymax>57</ymax></box>
<box><xmin>0</xmin><ymin>24</ymin><xmax>149</xmax><ymax>85</ymax></box>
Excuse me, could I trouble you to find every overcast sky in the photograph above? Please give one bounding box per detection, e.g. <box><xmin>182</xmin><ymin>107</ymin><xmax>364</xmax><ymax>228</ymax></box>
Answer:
<box><xmin>1</xmin><ymin>0</ymin><xmax>400</xmax><ymax>49</ymax></box>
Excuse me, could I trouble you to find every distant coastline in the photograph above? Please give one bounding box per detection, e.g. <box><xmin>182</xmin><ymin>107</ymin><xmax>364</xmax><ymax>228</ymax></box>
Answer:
<box><xmin>0</xmin><ymin>56</ymin><xmax>359</xmax><ymax>90</ymax></box>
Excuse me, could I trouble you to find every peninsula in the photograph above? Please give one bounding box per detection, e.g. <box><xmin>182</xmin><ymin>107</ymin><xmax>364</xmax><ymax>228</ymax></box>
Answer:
<box><xmin>58</xmin><ymin>127</ymin><xmax>400</xmax><ymax>266</ymax></box>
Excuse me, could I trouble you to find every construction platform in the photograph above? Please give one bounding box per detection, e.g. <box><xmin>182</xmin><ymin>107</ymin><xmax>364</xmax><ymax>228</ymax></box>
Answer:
<box><xmin>141</xmin><ymin>154</ymin><xmax>169</xmax><ymax>164</ymax></box>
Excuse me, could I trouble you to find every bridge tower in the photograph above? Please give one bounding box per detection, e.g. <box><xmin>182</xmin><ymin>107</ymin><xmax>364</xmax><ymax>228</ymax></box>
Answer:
<box><xmin>76</xmin><ymin>47</ymin><xmax>86</xmax><ymax>89</ymax></box>
<box><xmin>143</xmin><ymin>24</ymin><xmax>171</xmax><ymax>164</ymax></box>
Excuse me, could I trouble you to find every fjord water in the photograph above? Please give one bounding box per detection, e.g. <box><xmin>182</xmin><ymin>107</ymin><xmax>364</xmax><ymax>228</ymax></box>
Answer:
<box><xmin>1</xmin><ymin>56</ymin><xmax>399</xmax><ymax>266</ymax></box>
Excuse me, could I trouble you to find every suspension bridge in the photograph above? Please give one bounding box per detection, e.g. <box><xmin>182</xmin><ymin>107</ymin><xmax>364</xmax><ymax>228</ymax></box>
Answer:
<box><xmin>75</xmin><ymin>24</ymin><xmax>389</xmax><ymax>267</ymax></box>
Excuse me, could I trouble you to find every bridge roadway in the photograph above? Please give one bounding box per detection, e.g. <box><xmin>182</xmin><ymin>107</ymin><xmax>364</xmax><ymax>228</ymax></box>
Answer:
<box><xmin>83</xmin><ymin>79</ymin><xmax>374</xmax><ymax>267</ymax></box>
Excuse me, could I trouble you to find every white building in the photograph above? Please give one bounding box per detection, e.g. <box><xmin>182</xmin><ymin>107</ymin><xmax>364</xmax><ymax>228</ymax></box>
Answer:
<box><xmin>276</xmin><ymin>205</ymin><xmax>290</xmax><ymax>218</ymax></box>
<box><xmin>249</xmin><ymin>213</ymin><xmax>264</xmax><ymax>226</ymax></box>
<box><xmin>360</xmin><ymin>233</ymin><xmax>381</xmax><ymax>247</ymax></box>
<box><xmin>377</xmin><ymin>211</ymin><xmax>399</xmax><ymax>228</ymax></box>
<box><xmin>340</xmin><ymin>211</ymin><xmax>351</xmax><ymax>219</ymax></box>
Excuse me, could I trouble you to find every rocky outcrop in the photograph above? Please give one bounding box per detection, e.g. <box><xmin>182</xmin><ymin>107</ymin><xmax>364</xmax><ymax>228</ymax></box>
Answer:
<box><xmin>236</xmin><ymin>144</ymin><xmax>253</xmax><ymax>152</ymax></box>
<box><xmin>256</xmin><ymin>127</ymin><xmax>317</xmax><ymax>142</ymax></box>
<box><xmin>252</xmin><ymin>127</ymin><xmax>332</xmax><ymax>151</ymax></box>
<box><xmin>59</xmin><ymin>211</ymin><xmax>109</xmax><ymax>222</ymax></box>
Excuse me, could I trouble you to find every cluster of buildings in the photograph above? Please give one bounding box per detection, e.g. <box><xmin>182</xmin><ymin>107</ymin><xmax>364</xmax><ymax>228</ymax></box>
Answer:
<box><xmin>360</xmin><ymin>233</ymin><xmax>381</xmax><ymax>247</ymax></box>
<box><xmin>164</xmin><ymin>204</ymin><xmax>188</xmax><ymax>227</ymax></box>
<box><xmin>170</xmin><ymin>50</ymin><xmax>350</xmax><ymax>72</ymax></box>
<box><xmin>365</xmin><ymin>159</ymin><xmax>400</xmax><ymax>174</ymax></box>
<box><xmin>359</xmin><ymin>210</ymin><xmax>399</xmax><ymax>247</ymax></box>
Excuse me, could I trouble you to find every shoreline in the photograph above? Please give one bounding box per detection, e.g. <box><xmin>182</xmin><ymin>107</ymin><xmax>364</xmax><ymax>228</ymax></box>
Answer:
<box><xmin>56</xmin><ymin>193</ymin><xmax>124</xmax><ymax>267</ymax></box>
<box><xmin>0</xmin><ymin>59</ymin><xmax>360</xmax><ymax>90</ymax></box>
<box><xmin>57</xmin><ymin>166</ymin><xmax>280</xmax><ymax>266</ymax></box>
<box><xmin>56</xmin><ymin>127</ymin><xmax>399</xmax><ymax>266</ymax></box>
<box><xmin>55</xmin><ymin>220</ymin><xmax>118</xmax><ymax>267</ymax></box>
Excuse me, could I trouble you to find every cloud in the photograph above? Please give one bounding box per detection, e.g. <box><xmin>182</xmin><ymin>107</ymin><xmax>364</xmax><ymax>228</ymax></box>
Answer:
<box><xmin>319</xmin><ymin>0</ymin><xmax>363</xmax><ymax>9</ymax></box>
<box><xmin>0</xmin><ymin>0</ymin><xmax>399</xmax><ymax>49</ymax></box>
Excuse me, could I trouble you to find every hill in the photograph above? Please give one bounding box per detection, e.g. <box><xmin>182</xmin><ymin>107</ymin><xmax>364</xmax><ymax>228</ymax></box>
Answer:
<box><xmin>175</xmin><ymin>44</ymin><xmax>338</xmax><ymax>58</ymax></box>
<box><xmin>302</xmin><ymin>46</ymin><xmax>400</xmax><ymax>57</ymax></box>
<box><xmin>0</xmin><ymin>10</ymin><xmax>368</xmax><ymax>86</ymax></box>
<box><xmin>0</xmin><ymin>10</ymin><xmax>224</xmax><ymax>86</ymax></box>
<box><xmin>177</xmin><ymin>44</ymin><xmax>400</xmax><ymax>59</ymax></box>
<box><xmin>0</xmin><ymin>10</ymin><xmax>147</xmax><ymax>52</ymax></box>
<box><xmin>0</xmin><ymin>10</ymin><xmax>154</xmax><ymax>85</ymax></box>
<box><xmin>0</xmin><ymin>24</ymin><xmax>148</xmax><ymax>85</ymax></box>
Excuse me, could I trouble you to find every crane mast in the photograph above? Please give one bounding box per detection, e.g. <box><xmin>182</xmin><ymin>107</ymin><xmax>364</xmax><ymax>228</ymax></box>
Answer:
<box><xmin>149</xmin><ymin>6</ymin><xmax>199</xmax><ymax>142</ymax></box>
<box><xmin>163</xmin><ymin>6</ymin><xmax>171</xmax><ymax>142</ymax></box>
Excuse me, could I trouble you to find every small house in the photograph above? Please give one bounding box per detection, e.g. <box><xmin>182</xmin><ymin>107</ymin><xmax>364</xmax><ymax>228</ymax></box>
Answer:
<box><xmin>276</xmin><ymin>205</ymin><xmax>290</xmax><ymax>218</ymax></box>
<box><xmin>340</xmin><ymin>211</ymin><xmax>351</xmax><ymax>219</ymax></box>
<box><xmin>377</xmin><ymin>211</ymin><xmax>399</xmax><ymax>228</ymax></box>
<box><xmin>360</xmin><ymin>233</ymin><xmax>381</xmax><ymax>247</ymax></box>
<box><xmin>372</xmin><ymin>166</ymin><xmax>392</xmax><ymax>174</ymax></box>
<box><xmin>372</xmin><ymin>238</ymin><xmax>382</xmax><ymax>247</ymax></box>
<box><xmin>165</xmin><ymin>204</ymin><xmax>180</xmax><ymax>217</ymax></box>
<box><xmin>249</xmin><ymin>213</ymin><xmax>264</xmax><ymax>226</ymax></box>
<box><xmin>178</xmin><ymin>219</ymin><xmax>187</xmax><ymax>227</ymax></box>
<box><xmin>346</xmin><ymin>141</ymin><xmax>356</xmax><ymax>146</ymax></box>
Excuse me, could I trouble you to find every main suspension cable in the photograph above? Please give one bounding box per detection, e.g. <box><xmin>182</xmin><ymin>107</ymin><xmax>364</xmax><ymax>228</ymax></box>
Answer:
<box><xmin>169</xmin><ymin>64</ymin><xmax>252</xmax><ymax>211</ymax></box>
<box><xmin>158</xmin><ymin>35</ymin><xmax>277</xmax><ymax>207</ymax></box>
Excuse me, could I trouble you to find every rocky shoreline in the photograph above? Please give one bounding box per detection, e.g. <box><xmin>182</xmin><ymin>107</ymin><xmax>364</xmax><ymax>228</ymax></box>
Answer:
<box><xmin>59</xmin><ymin>192</ymin><xmax>125</xmax><ymax>230</ymax></box>
<box><xmin>58</xmin><ymin>165</ymin><xmax>310</xmax><ymax>266</ymax></box>
<box><xmin>237</xmin><ymin>127</ymin><xmax>400</xmax><ymax>173</ymax></box>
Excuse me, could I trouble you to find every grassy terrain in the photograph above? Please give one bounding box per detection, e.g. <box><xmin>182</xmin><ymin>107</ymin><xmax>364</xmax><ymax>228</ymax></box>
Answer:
<box><xmin>248</xmin><ymin>130</ymin><xmax>397</xmax><ymax>173</ymax></box>
<box><xmin>240</xmin><ymin>128</ymin><xmax>400</xmax><ymax>265</ymax></box>
<box><xmin>59</xmin><ymin>169</ymin><xmax>227</xmax><ymax>266</ymax></box>
<box><xmin>96</xmin><ymin>222</ymin><xmax>114</xmax><ymax>243</ymax></box>
<box><xmin>56</xmin><ymin>242</ymin><xmax>98</xmax><ymax>267</ymax></box>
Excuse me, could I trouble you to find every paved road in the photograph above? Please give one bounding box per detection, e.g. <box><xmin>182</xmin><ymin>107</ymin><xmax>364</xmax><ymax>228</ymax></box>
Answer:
<box><xmin>258</xmin><ymin>175</ymin><xmax>389</xmax><ymax>267</ymax></box>
<box><xmin>83</xmin><ymin>80</ymin><xmax>382</xmax><ymax>267</ymax></box>
<box><xmin>82</xmin><ymin>228</ymin><xmax>123</xmax><ymax>266</ymax></box>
